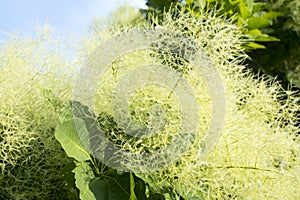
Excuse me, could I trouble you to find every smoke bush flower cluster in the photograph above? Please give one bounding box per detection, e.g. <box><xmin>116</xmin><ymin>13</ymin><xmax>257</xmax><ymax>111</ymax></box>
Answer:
<box><xmin>84</xmin><ymin>9</ymin><xmax>300</xmax><ymax>199</ymax></box>
<box><xmin>0</xmin><ymin>7</ymin><xmax>299</xmax><ymax>199</ymax></box>
<box><xmin>0</xmin><ymin>28</ymin><xmax>79</xmax><ymax>199</ymax></box>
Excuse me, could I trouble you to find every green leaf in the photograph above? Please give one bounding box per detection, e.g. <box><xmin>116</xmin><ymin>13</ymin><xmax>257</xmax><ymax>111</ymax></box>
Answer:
<box><xmin>73</xmin><ymin>162</ymin><xmax>97</xmax><ymax>200</ymax></box>
<box><xmin>248</xmin><ymin>15</ymin><xmax>270</xmax><ymax>29</ymax></box>
<box><xmin>248</xmin><ymin>11</ymin><xmax>283</xmax><ymax>29</ymax></box>
<box><xmin>89</xmin><ymin>179</ymin><xmax>109</xmax><ymax>200</ymax></box>
<box><xmin>246</xmin><ymin>0</ymin><xmax>253</xmax><ymax>13</ymax></box>
<box><xmin>55</xmin><ymin>119</ymin><xmax>90</xmax><ymax>162</ymax></box>
<box><xmin>90</xmin><ymin>173</ymin><xmax>132</xmax><ymax>200</ymax></box>
<box><xmin>87</xmin><ymin>171</ymin><xmax>149</xmax><ymax>200</ymax></box>
<box><xmin>129</xmin><ymin>173</ymin><xmax>137</xmax><ymax>200</ymax></box>
<box><xmin>264</xmin><ymin>11</ymin><xmax>284</xmax><ymax>19</ymax></box>
<box><xmin>254</xmin><ymin>35</ymin><xmax>280</xmax><ymax>42</ymax></box>
<box><xmin>133</xmin><ymin>177</ymin><xmax>147</xmax><ymax>200</ymax></box>
<box><xmin>246</xmin><ymin>42</ymin><xmax>266</xmax><ymax>49</ymax></box>
<box><xmin>240</xmin><ymin>0</ymin><xmax>252</xmax><ymax>19</ymax></box>
<box><xmin>246</xmin><ymin>29</ymin><xmax>280</xmax><ymax>42</ymax></box>
<box><xmin>246</xmin><ymin>28</ymin><xmax>262</xmax><ymax>36</ymax></box>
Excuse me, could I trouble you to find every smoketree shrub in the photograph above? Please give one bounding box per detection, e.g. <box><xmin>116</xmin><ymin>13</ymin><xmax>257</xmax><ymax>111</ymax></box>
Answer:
<box><xmin>54</xmin><ymin>9</ymin><xmax>300</xmax><ymax>199</ymax></box>
<box><xmin>1</xmin><ymin>5</ymin><xmax>299</xmax><ymax>200</ymax></box>
<box><xmin>0</xmin><ymin>28</ymin><xmax>80</xmax><ymax>199</ymax></box>
<box><xmin>131</xmin><ymin>10</ymin><xmax>300</xmax><ymax>200</ymax></box>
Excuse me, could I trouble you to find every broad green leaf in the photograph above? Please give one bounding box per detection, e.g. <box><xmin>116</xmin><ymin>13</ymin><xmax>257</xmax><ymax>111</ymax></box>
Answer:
<box><xmin>107</xmin><ymin>174</ymin><xmax>131</xmax><ymax>200</ymax></box>
<box><xmin>73</xmin><ymin>162</ymin><xmax>96</xmax><ymax>200</ymax></box>
<box><xmin>248</xmin><ymin>16</ymin><xmax>271</xmax><ymax>29</ymax></box>
<box><xmin>90</xmin><ymin>173</ymin><xmax>132</xmax><ymax>200</ymax></box>
<box><xmin>132</xmin><ymin>178</ymin><xmax>147</xmax><ymax>200</ymax></box>
<box><xmin>89</xmin><ymin>179</ymin><xmax>109</xmax><ymax>200</ymax></box>
<box><xmin>55</xmin><ymin>119</ymin><xmax>90</xmax><ymax>162</ymax></box>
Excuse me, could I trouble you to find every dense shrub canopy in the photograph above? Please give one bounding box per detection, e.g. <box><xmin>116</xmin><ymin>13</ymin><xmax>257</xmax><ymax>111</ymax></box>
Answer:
<box><xmin>0</xmin><ymin>2</ymin><xmax>299</xmax><ymax>199</ymax></box>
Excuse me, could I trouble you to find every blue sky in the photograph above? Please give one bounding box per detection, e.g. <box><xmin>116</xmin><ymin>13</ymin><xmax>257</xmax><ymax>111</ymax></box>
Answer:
<box><xmin>0</xmin><ymin>0</ymin><xmax>146</xmax><ymax>40</ymax></box>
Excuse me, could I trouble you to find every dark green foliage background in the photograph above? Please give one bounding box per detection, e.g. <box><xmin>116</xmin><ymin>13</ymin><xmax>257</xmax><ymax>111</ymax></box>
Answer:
<box><xmin>140</xmin><ymin>0</ymin><xmax>300</xmax><ymax>90</ymax></box>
